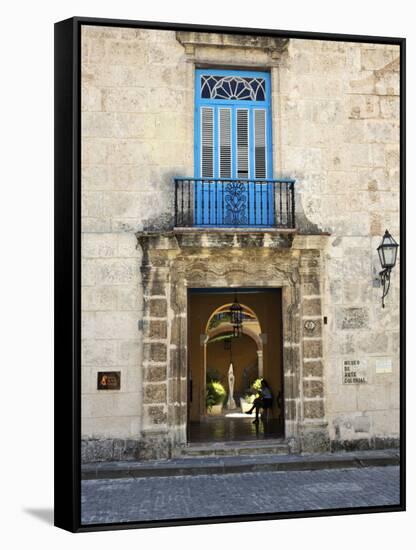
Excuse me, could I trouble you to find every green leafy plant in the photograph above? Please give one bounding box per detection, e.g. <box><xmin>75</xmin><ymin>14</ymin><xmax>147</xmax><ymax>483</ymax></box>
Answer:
<box><xmin>242</xmin><ymin>378</ymin><xmax>263</xmax><ymax>403</ymax></box>
<box><xmin>206</xmin><ymin>380</ymin><xmax>226</xmax><ymax>410</ymax></box>
<box><xmin>252</xmin><ymin>378</ymin><xmax>263</xmax><ymax>392</ymax></box>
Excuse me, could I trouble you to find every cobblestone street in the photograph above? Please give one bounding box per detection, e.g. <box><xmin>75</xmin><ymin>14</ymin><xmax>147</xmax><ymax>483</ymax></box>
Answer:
<box><xmin>81</xmin><ymin>465</ymin><xmax>400</xmax><ymax>525</ymax></box>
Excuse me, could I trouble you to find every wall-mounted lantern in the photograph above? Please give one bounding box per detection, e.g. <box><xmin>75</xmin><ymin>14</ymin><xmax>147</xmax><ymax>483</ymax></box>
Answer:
<box><xmin>377</xmin><ymin>230</ymin><xmax>399</xmax><ymax>308</ymax></box>
<box><xmin>230</xmin><ymin>293</ymin><xmax>243</xmax><ymax>337</ymax></box>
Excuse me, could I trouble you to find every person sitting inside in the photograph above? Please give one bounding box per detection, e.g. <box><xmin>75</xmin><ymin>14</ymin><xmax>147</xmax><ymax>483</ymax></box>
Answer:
<box><xmin>245</xmin><ymin>379</ymin><xmax>273</xmax><ymax>423</ymax></box>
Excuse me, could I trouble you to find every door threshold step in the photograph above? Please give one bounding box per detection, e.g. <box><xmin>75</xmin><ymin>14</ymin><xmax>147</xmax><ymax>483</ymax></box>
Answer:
<box><xmin>178</xmin><ymin>440</ymin><xmax>290</xmax><ymax>457</ymax></box>
<box><xmin>81</xmin><ymin>449</ymin><xmax>400</xmax><ymax>480</ymax></box>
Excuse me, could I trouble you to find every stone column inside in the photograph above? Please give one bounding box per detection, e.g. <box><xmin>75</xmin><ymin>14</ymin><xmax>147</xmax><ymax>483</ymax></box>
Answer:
<box><xmin>257</xmin><ymin>350</ymin><xmax>264</xmax><ymax>378</ymax></box>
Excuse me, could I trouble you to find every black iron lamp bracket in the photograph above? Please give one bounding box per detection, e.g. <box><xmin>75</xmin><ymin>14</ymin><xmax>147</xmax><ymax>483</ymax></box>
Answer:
<box><xmin>379</xmin><ymin>267</ymin><xmax>391</xmax><ymax>308</ymax></box>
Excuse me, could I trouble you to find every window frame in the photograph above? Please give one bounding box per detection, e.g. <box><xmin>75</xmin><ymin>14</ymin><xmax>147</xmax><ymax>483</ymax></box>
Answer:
<box><xmin>194</xmin><ymin>68</ymin><xmax>273</xmax><ymax>180</ymax></box>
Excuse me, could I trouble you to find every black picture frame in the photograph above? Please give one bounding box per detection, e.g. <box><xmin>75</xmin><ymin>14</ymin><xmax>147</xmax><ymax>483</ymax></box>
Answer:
<box><xmin>54</xmin><ymin>16</ymin><xmax>406</xmax><ymax>533</ymax></box>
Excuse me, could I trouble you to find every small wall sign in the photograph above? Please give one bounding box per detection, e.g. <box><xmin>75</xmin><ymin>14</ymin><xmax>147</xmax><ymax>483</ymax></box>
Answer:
<box><xmin>97</xmin><ymin>371</ymin><xmax>121</xmax><ymax>390</ymax></box>
<box><xmin>342</xmin><ymin>359</ymin><xmax>367</xmax><ymax>384</ymax></box>
<box><xmin>376</xmin><ymin>358</ymin><xmax>393</xmax><ymax>374</ymax></box>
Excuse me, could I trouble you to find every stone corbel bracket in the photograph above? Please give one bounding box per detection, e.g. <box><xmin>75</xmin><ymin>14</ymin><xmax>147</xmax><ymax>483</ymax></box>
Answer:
<box><xmin>176</xmin><ymin>31</ymin><xmax>289</xmax><ymax>65</ymax></box>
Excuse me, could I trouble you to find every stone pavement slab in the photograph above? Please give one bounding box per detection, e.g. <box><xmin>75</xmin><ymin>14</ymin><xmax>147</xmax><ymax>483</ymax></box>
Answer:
<box><xmin>82</xmin><ymin>449</ymin><xmax>400</xmax><ymax>480</ymax></box>
<box><xmin>81</xmin><ymin>465</ymin><xmax>401</xmax><ymax>525</ymax></box>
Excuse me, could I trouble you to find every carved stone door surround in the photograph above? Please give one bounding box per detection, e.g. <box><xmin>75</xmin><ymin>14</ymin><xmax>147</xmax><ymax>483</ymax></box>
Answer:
<box><xmin>137</xmin><ymin>230</ymin><xmax>330</xmax><ymax>457</ymax></box>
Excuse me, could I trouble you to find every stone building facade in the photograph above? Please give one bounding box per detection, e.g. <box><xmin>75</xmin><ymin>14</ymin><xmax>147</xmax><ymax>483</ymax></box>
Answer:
<box><xmin>80</xmin><ymin>25</ymin><xmax>400</xmax><ymax>462</ymax></box>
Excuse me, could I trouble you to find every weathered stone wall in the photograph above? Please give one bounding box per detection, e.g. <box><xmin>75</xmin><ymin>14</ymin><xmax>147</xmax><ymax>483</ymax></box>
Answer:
<box><xmin>277</xmin><ymin>40</ymin><xmax>400</xmax><ymax>449</ymax></box>
<box><xmin>80</xmin><ymin>25</ymin><xmax>400</xmax><ymax>460</ymax></box>
<box><xmin>81</xmin><ymin>26</ymin><xmax>192</xmax><ymax>458</ymax></box>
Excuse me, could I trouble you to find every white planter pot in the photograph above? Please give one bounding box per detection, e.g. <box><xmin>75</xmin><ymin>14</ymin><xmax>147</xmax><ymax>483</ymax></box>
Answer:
<box><xmin>208</xmin><ymin>404</ymin><xmax>223</xmax><ymax>415</ymax></box>
<box><xmin>240</xmin><ymin>398</ymin><xmax>253</xmax><ymax>413</ymax></box>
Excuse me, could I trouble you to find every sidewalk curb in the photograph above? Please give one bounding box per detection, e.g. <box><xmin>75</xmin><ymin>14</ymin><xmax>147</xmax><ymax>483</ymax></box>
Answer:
<box><xmin>82</xmin><ymin>452</ymin><xmax>400</xmax><ymax>480</ymax></box>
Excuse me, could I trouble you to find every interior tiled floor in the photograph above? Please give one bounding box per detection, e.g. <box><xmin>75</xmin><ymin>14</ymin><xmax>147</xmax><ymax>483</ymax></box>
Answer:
<box><xmin>189</xmin><ymin>411</ymin><xmax>284</xmax><ymax>443</ymax></box>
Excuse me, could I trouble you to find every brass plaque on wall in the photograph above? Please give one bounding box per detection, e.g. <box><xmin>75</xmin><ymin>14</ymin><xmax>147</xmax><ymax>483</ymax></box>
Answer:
<box><xmin>97</xmin><ymin>371</ymin><xmax>121</xmax><ymax>390</ymax></box>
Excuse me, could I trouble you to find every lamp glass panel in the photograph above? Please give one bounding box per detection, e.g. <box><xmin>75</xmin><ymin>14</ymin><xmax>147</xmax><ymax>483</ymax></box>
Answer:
<box><xmin>378</xmin><ymin>247</ymin><xmax>384</xmax><ymax>267</ymax></box>
<box><xmin>383</xmin><ymin>246</ymin><xmax>397</xmax><ymax>267</ymax></box>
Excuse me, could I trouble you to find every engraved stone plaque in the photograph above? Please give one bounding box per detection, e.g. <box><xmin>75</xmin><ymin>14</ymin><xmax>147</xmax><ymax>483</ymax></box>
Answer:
<box><xmin>337</xmin><ymin>308</ymin><xmax>369</xmax><ymax>330</ymax></box>
<box><xmin>342</xmin><ymin>359</ymin><xmax>367</xmax><ymax>384</ymax></box>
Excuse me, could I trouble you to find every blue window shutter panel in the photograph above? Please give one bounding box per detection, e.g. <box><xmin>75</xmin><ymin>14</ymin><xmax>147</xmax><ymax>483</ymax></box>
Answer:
<box><xmin>236</xmin><ymin>109</ymin><xmax>249</xmax><ymax>179</ymax></box>
<box><xmin>201</xmin><ymin>107</ymin><xmax>214</xmax><ymax>178</ymax></box>
<box><xmin>219</xmin><ymin>108</ymin><xmax>232</xmax><ymax>178</ymax></box>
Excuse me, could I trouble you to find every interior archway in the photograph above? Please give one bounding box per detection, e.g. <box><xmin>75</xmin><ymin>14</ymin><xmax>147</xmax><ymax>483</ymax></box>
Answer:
<box><xmin>203</xmin><ymin>301</ymin><xmax>263</xmax><ymax>416</ymax></box>
<box><xmin>205</xmin><ymin>302</ymin><xmax>260</xmax><ymax>334</ymax></box>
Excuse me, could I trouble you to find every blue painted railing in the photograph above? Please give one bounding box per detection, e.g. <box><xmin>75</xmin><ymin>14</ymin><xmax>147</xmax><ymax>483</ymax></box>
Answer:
<box><xmin>174</xmin><ymin>178</ymin><xmax>296</xmax><ymax>229</ymax></box>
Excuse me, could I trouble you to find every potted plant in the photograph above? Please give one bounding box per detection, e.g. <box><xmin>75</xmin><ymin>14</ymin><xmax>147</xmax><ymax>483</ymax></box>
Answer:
<box><xmin>206</xmin><ymin>380</ymin><xmax>226</xmax><ymax>415</ymax></box>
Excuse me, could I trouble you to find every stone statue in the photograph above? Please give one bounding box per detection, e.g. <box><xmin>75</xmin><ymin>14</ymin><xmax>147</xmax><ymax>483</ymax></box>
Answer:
<box><xmin>227</xmin><ymin>363</ymin><xmax>236</xmax><ymax>409</ymax></box>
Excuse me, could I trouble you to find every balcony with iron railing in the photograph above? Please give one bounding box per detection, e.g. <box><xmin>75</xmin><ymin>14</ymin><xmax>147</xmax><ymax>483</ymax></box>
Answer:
<box><xmin>174</xmin><ymin>178</ymin><xmax>296</xmax><ymax>229</ymax></box>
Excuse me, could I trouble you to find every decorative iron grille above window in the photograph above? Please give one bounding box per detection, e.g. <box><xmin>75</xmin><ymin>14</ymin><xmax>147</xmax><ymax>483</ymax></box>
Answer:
<box><xmin>200</xmin><ymin>75</ymin><xmax>266</xmax><ymax>101</ymax></box>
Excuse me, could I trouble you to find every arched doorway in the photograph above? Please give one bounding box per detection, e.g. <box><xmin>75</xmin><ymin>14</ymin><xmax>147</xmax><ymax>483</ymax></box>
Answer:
<box><xmin>188</xmin><ymin>288</ymin><xmax>284</xmax><ymax>443</ymax></box>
